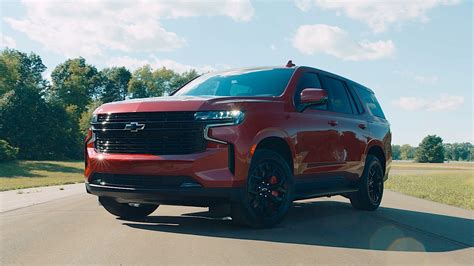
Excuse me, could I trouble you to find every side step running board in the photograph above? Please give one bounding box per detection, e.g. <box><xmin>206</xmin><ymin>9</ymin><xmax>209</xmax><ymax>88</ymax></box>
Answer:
<box><xmin>293</xmin><ymin>187</ymin><xmax>358</xmax><ymax>201</ymax></box>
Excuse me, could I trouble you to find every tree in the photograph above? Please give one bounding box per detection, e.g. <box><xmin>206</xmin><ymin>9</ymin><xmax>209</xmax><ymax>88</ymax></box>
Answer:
<box><xmin>0</xmin><ymin>139</ymin><xmax>18</xmax><ymax>161</ymax></box>
<box><xmin>391</xmin><ymin>145</ymin><xmax>401</xmax><ymax>160</ymax></box>
<box><xmin>153</xmin><ymin>67</ymin><xmax>176</xmax><ymax>96</ymax></box>
<box><xmin>128</xmin><ymin>66</ymin><xmax>199</xmax><ymax>98</ymax></box>
<box><xmin>415</xmin><ymin>135</ymin><xmax>445</xmax><ymax>163</ymax></box>
<box><xmin>50</xmin><ymin>58</ymin><xmax>103</xmax><ymax>114</ymax></box>
<box><xmin>0</xmin><ymin>48</ymin><xmax>47</xmax><ymax>96</ymax></box>
<box><xmin>79</xmin><ymin>100</ymin><xmax>103</xmax><ymax>135</ymax></box>
<box><xmin>0</xmin><ymin>88</ymin><xmax>81</xmax><ymax>159</ymax></box>
<box><xmin>453</xmin><ymin>142</ymin><xmax>472</xmax><ymax>161</ymax></box>
<box><xmin>444</xmin><ymin>143</ymin><xmax>454</xmax><ymax>161</ymax></box>
<box><xmin>170</xmin><ymin>69</ymin><xmax>199</xmax><ymax>94</ymax></box>
<box><xmin>128</xmin><ymin>65</ymin><xmax>154</xmax><ymax>98</ymax></box>
<box><xmin>0</xmin><ymin>49</ymin><xmax>82</xmax><ymax>159</ymax></box>
<box><xmin>444</xmin><ymin>142</ymin><xmax>472</xmax><ymax>161</ymax></box>
<box><xmin>400</xmin><ymin>144</ymin><xmax>416</xmax><ymax>160</ymax></box>
<box><xmin>100</xmin><ymin>67</ymin><xmax>131</xmax><ymax>103</ymax></box>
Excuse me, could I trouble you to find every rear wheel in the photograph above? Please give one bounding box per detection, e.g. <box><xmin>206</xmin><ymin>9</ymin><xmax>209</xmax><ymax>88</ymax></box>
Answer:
<box><xmin>232</xmin><ymin>149</ymin><xmax>293</xmax><ymax>228</ymax></box>
<box><xmin>350</xmin><ymin>155</ymin><xmax>384</xmax><ymax>211</ymax></box>
<box><xmin>99</xmin><ymin>197</ymin><xmax>159</xmax><ymax>219</ymax></box>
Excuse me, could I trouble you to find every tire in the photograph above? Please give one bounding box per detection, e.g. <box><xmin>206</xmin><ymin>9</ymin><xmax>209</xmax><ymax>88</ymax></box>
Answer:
<box><xmin>99</xmin><ymin>197</ymin><xmax>159</xmax><ymax>219</ymax></box>
<box><xmin>232</xmin><ymin>149</ymin><xmax>294</xmax><ymax>228</ymax></box>
<box><xmin>350</xmin><ymin>155</ymin><xmax>384</xmax><ymax>211</ymax></box>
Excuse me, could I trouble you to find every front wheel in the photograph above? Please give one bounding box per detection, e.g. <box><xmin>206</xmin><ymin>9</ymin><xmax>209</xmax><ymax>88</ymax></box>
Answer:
<box><xmin>232</xmin><ymin>149</ymin><xmax>294</xmax><ymax>228</ymax></box>
<box><xmin>99</xmin><ymin>197</ymin><xmax>159</xmax><ymax>219</ymax></box>
<box><xmin>350</xmin><ymin>155</ymin><xmax>384</xmax><ymax>211</ymax></box>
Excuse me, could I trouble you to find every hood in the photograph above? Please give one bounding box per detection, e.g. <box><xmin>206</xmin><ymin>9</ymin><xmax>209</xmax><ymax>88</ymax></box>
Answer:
<box><xmin>94</xmin><ymin>96</ymin><xmax>281</xmax><ymax>114</ymax></box>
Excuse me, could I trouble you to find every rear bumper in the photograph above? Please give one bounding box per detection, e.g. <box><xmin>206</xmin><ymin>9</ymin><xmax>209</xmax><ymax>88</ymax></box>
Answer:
<box><xmin>86</xmin><ymin>183</ymin><xmax>243</xmax><ymax>206</ymax></box>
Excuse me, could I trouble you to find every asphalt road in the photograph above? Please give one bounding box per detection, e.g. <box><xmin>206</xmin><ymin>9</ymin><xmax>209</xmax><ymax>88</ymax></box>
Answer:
<box><xmin>1</xmin><ymin>190</ymin><xmax>473</xmax><ymax>265</ymax></box>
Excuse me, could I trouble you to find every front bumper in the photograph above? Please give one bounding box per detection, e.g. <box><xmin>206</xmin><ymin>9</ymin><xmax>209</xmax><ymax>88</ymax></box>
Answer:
<box><xmin>86</xmin><ymin>183</ymin><xmax>243</xmax><ymax>206</ymax></box>
<box><xmin>85</xmin><ymin>145</ymin><xmax>243</xmax><ymax>188</ymax></box>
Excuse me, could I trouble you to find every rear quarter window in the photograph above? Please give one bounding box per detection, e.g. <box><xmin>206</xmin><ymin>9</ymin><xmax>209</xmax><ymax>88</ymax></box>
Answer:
<box><xmin>354</xmin><ymin>85</ymin><xmax>386</xmax><ymax>119</ymax></box>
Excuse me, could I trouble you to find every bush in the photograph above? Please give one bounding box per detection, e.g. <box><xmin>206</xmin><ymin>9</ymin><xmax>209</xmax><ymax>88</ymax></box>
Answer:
<box><xmin>0</xmin><ymin>139</ymin><xmax>18</xmax><ymax>161</ymax></box>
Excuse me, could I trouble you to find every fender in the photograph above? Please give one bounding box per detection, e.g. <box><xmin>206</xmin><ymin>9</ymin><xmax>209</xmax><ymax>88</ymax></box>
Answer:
<box><xmin>249</xmin><ymin>128</ymin><xmax>296</xmax><ymax>163</ymax></box>
<box><xmin>363</xmin><ymin>138</ymin><xmax>389</xmax><ymax>180</ymax></box>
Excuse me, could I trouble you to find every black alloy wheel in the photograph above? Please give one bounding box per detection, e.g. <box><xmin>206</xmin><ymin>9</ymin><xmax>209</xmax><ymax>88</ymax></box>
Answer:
<box><xmin>350</xmin><ymin>154</ymin><xmax>384</xmax><ymax>211</ymax></box>
<box><xmin>232</xmin><ymin>149</ymin><xmax>293</xmax><ymax>228</ymax></box>
<box><xmin>248</xmin><ymin>161</ymin><xmax>289</xmax><ymax>218</ymax></box>
<box><xmin>367</xmin><ymin>162</ymin><xmax>383</xmax><ymax>204</ymax></box>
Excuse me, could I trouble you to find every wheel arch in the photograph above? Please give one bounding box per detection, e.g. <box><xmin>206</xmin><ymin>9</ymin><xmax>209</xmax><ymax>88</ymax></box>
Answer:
<box><xmin>365</xmin><ymin>143</ymin><xmax>386</xmax><ymax>176</ymax></box>
<box><xmin>253</xmin><ymin>136</ymin><xmax>294</xmax><ymax>175</ymax></box>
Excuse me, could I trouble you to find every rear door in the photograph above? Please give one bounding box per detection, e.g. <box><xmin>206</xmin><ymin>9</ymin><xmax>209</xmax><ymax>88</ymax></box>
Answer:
<box><xmin>351</xmin><ymin>83</ymin><xmax>391</xmax><ymax>166</ymax></box>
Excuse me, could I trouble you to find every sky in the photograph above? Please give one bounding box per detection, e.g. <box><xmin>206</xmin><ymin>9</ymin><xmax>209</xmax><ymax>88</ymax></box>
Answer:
<box><xmin>0</xmin><ymin>0</ymin><xmax>472</xmax><ymax>145</ymax></box>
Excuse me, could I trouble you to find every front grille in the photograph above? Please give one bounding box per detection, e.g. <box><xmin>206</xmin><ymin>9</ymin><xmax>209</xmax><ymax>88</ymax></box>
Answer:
<box><xmin>91</xmin><ymin>112</ymin><xmax>206</xmax><ymax>155</ymax></box>
<box><xmin>91</xmin><ymin>173</ymin><xmax>201</xmax><ymax>189</ymax></box>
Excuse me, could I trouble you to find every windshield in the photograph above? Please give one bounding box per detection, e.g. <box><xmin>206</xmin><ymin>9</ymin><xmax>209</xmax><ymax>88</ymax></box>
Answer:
<box><xmin>173</xmin><ymin>68</ymin><xmax>294</xmax><ymax>97</ymax></box>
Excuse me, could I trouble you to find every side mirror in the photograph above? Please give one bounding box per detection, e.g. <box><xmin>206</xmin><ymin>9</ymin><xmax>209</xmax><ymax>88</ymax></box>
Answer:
<box><xmin>300</xmin><ymin>88</ymin><xmax>328</xmax><ymax>108</ymax></box>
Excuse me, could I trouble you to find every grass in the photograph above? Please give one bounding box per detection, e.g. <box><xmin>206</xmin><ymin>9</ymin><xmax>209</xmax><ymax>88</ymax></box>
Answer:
<box><xmin>1</xmin><ymin>160</ymin><xmax>473</xmax><ymax>210</ymax></box>
<box><xmin>0</xmin><ymin>160</ymin><xmax>84</xmax><ymax>191</ymax></box>
<box><xmin>387</xmin><ymin>161</ymin><xmax>474</xmax><ymax>210</ymax></box>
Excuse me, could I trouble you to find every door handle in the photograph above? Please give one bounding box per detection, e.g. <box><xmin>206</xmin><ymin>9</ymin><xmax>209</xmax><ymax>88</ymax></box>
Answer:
<box><xmin>328</xmin><ymin>120</ymin><xmax>338</xmax><ymax>126</ymax></box>
<box><xmin>358</xmin><ymin>123</ymin><xmax>367</xmax><ymax>129</ymax></box>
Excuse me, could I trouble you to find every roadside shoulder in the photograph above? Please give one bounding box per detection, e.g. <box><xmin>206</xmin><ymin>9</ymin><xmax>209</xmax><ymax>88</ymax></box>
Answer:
<box><xmin>0</xmin><ymin>183</ymin><xmax>85</xmax><ymax>213</ymax></box>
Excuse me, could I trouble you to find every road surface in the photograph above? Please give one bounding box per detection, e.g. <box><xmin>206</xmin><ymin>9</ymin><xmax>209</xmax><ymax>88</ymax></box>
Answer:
<box><xmin>1</xmin><ymin>189</ymin><xmax>473</xmax><ymax>264</ymax></box>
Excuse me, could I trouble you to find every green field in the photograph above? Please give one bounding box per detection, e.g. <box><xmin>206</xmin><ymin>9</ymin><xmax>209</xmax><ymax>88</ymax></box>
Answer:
<box><xmin>1</xmin><ymin>160</ymin><xmax>473</xmax><ymax>210</ymax></box>
<box><xmin>387</xmin><ymin>161</ymin><xmax>474</xmax><ymax>210</ymax></box>
<box><xmin>0</xmin><ymin>160</ymin><xmax>84</xmax><ymax>191</ymax></box>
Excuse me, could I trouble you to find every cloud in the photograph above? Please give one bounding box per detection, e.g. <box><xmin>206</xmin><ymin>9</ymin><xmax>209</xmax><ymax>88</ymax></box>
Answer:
<box><xmin>0</xmin><ymin>34</ymin><xmax>16</xmax><ymax>48</ymax></box>
<box><xmin>393</xmin><ymin>70</ymin><xmax>439</xmax><ymax>85</ymax></box>
<box><xmin>295</xmin><ymin>0</ymin><xmax>312</xmax><ymax>12</ymax></box>
<box><xmin>392</xmin><ymin>97</ymin><xmax>426</xmax><ymax>111</ymax></box>
<box><xmin>106</xmin><ymin>55</ymin><xmax>216</xmax><ymax>74</ymax></box>
<box><xmin>5</xmin><ymin>0</ymin><xmax>254</xmax><ymax>57</ymax></box>
<box><xmin>295</xmin><ymin>0</ymin><xmax>460</xmax><ymax>33</ymax></box>
<box><xmin>392</xmin><ymin>95</ymin><xmax>464</xmax><ymax>112</ymax></box>
<box><xmin>413</xmin><ymin>75</ymin><xmax>439</xmax><ymax>85</ymax></box>
<box><xmin>292</xmin><ymin>24</ymin><xmax>395</xmax><ymax>61</ymax></box>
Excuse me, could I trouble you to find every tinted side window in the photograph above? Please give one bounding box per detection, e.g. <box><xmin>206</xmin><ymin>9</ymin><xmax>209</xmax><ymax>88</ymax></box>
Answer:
<box><xmin>294</xmin><ymin>72</ymin><xmax>326</xmax><ymax>110</ymax></box>
<box><xmin>355</xmin><ymin>85</ymin><xmax>386</xmax><ymax>119</ymax></box>
<box><xmin>320</xmin><ymin>75</ymin><xmax>353</xmax><ymax>114</ymax></box>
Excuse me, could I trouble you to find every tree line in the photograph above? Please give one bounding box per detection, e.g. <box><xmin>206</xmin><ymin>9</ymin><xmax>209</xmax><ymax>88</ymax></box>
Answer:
<box><xmin>0</xmin><ymin>48</ymin><xmax>198</xmax><ymax>160</ymax></box>
<box><xmin>392</xmin><ymin>135</ymin><xmax>473</xmax><ymax>163</ymax></box>
<box><xmin>0</xmin><ymin>48</ymin><xmax>472</xmax><ymax>163</ymax></box>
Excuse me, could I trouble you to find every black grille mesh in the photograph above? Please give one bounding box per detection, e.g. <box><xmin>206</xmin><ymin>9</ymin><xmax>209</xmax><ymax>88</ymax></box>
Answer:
<box><xmin>92</xmin><ymin>112</ymin><xmax>206</xmax><ymax>155</ymax></box>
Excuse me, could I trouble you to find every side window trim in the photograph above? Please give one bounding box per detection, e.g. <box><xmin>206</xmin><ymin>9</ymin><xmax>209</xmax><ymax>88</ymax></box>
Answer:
<box><xmin>341</xmin><ymin>80</ymin><xmax>356</xmax><ymax>115</ymax></box>
<box><xmin>347</xmin><ymin>83</ymin><xmax>365</xmax><ymax>114</ymax></box>
<box><xmin>345</xmin><ymin>83</ymin><xmax>363</xmax><ymax>115</ymax></box>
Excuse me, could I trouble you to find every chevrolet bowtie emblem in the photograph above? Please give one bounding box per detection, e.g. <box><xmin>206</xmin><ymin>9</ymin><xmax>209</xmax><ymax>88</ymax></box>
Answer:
<box><xmin>124</xmin><ymin>122</ymin><xmax>145</xmax><ymax>132</ymax></box>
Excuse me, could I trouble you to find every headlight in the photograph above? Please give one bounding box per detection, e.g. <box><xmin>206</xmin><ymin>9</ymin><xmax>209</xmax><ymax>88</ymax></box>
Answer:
<box><xmin>194</xmin><ymin>110</ymin><xmax>245</xmax><ymax>125</ymax></box>
<box><xmin>195</xmin><ymin>110</ymin><xmax>245</xmax><ymax>144</ymax></box>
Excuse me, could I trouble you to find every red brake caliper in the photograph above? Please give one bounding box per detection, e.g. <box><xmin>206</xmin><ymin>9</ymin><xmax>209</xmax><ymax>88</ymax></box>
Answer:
<box><xmin>270</xmin><ymin>176</ymin><xmax>279</xmax><ymax>196</ymax></box>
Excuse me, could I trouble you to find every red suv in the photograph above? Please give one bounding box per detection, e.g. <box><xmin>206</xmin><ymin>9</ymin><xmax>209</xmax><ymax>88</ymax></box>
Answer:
<box><xmin>85</xmin><ymin>63</ymin><xmax>391</xmax><ymax>228</ymax></box>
